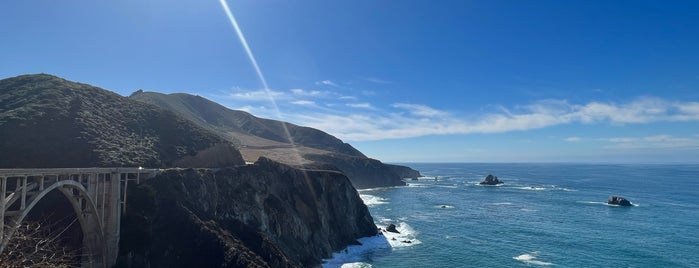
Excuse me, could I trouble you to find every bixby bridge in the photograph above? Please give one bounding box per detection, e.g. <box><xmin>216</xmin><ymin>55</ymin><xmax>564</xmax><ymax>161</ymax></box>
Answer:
<box><xmin>1</xmin><ymin>167</ymin><xmax>159</xmax><ymax>267</ymax></box>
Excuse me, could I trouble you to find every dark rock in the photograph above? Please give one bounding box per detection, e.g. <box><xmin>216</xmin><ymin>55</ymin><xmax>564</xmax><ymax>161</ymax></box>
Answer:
<box><xmin>386</xmin><ymin>224</ymin><xmax>400</xmax><ymax>234</ymax></box>
<box><xmin>118</xmin><ymin>158</ymin><xmax>377</xmax><ymax>267</ymax></box>
<box><xmin>608</xmin><ymin>195</ymin><xmax>633</xmax><ymax>206</ymax></box>
<box><xmin>479</xmin><ymin>174</ymin><xmax>503</xmax><ymax>185</ymax></box>
<box><xmin>385</xmin><ymin>164</ymin><xmax>422</xmax><ymax>180</ymax></box>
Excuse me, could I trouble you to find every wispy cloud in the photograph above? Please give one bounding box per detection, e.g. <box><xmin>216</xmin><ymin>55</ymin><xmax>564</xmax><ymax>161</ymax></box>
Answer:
<box><xmin>360</xmin><ymin>76</ymin><xmax>393</xmax><ymax>84</ymax></box>
<box><xmin>290</xmin><ymin>88</ymin><xmax>323</xmax><ymax>96</ymax></box>
<box><xmin>564</xmin><ymin>137</ymin><xmax>582</xmax><ymax>142</ymax></box>
<box><xmin>287</xmin><ymin>97</ymin><xmax>699</xmax><ymax>141</ymax></box>
<box><xmin>315</xmin><ymin>80</ymin><xmax>339</xmax><ymax>87</ymax></box>
<box><xmin>227</xmin><ymin>89</ymin><xmax>286</xmax><ymax>101</ymax></box>
<box><xmin>393</xmin><ymin>103</ymin><xmax>448</xmax><ymax>117</ymax></box>
<box><xmin>346</xmin><ymin>103</ymin><xmax>374</xmax><ymax>109</ymax></box>
<box><xmin>291</xmin><ymin>100</ymin><xmax>315</xmax><ymax>106</ymax></box>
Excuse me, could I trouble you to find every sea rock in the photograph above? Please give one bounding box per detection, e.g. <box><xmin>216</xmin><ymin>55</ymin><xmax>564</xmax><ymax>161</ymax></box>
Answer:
<box><xmin>607</xmin><ymin>195</ymin><xmax>633</xmax><ymax>206</ymax></box>
<box><xmin>386</xmin><ymin>224</ymin><xmax>400</xmax><ymax>234</ymax></box>
<box><xmin>479</xmin><ymin>174</ymin><xmax>503</xmax><ymax>185</ymax></box>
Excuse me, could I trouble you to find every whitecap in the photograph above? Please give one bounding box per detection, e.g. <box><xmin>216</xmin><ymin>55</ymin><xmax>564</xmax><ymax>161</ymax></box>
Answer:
<box><xmin>381</xmin><ymin>222</ymin><xmax>421</xmax><ymax>248</ymax></box>
<box><xmin>513</xmin><ymin>251</ymin><xmax>554</xmax><ymax>266</ymax></box>
<box><xmin>322</xmin><ymin>234</ymin><xmax>389</xmax><ymax>268</ymax></box>
<box><xmin>516</xmin><ymin>186</ymin><xmax>547</xmax><ymax>191</ymax></box>
<box><xmin>360</xmin><ymin>194</ymin><xmax>388</xmax><ymax>207</ymax></box>
<box><xmin>493</xmin><ymin>202</ymin><xmax>512</xmax><ymax>205</ymax></box>
<box><xmin>323</xmin><ymin>222</ymin><xmax>421</xmax><ymax>267</ymax></box>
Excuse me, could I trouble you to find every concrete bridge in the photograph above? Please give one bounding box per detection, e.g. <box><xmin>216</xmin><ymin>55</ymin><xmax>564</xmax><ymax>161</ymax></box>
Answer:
<box><xmin>0</xmin><ymin>167</ymin><xmax>159</xmax><ymax>267</ymax></box>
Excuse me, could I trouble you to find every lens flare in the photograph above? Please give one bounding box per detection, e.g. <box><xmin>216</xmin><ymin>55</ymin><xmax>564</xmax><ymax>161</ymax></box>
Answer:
<box><xmin>218</xmin><ymin>0</ymin><xmax>296</xmax><ymax>147</ymax></box>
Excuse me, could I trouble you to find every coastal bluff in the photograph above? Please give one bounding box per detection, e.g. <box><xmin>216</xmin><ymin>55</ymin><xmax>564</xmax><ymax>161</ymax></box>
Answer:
<box><xmin>118</xmin><ymin>158</ymin><xmax>377</xmax><ymax>267</ymax></box>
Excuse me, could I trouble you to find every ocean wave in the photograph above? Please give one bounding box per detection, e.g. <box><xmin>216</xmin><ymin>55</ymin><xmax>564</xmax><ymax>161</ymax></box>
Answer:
<box><xmin>577</xmin><ymin>201</ymin><xmax>640</xmax><ymax>207</ymax></box>
<box><xmin>322</xmin><ymin>222</ymin><xmax>420</xmax><ymax>267</ymax></box>
<box><xmin>381</xmin><ymin>222</ymin><xmax>422</xmax><ymax>248</ymax></box>
<box><xmin>513</xmin><ymin>251</ymin><xmax>554</xmax><ymax>266</ymax></box>
<box><xmin>321</xmin><ymin>234</ymin><xmax>389</xmax><ymax>268</ymax></box>
<box><xmin>360</xmin><ymin>194</ymin><xmax>388</xmax><ymax>207</ymax></box>
<box><xmin>493</xmin><ymin>202</ymin><xmax>513</xmax><ymax>205</ymax></box>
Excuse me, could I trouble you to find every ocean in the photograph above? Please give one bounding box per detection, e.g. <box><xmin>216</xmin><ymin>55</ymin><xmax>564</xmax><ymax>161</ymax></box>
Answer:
<box><xmin>323</xmin><ymin>163</ymin><xmax>699</xmax><ymax>268</ymax></box>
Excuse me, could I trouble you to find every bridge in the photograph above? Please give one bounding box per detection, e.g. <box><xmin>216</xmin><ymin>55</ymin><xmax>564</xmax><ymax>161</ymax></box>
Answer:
<box><xmin>0</xmin><ymin>167</ymin><xmax>159</xmax><ymax>267</ymax></box>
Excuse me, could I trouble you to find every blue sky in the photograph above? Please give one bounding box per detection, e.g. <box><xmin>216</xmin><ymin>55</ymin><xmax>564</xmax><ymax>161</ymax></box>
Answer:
<box><xmin>2</xmin><ymin>0</ymin><xmax>699</xmax><ymax>163</ymax></box>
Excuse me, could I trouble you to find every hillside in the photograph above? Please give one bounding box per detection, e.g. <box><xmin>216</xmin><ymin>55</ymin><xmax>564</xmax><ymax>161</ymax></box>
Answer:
<box><xmin>0</xmin><ymin>74</ymin><xmax>244</xmax><ymax>168</ymax></box>
<box><xmin>130</xmin><ymin>91</ymin><xmax>416</xmax><ymax>188</ymax></box>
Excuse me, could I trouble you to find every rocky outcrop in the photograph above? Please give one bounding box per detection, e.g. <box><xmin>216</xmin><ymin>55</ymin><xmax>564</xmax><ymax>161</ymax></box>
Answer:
<box><xmin>385</xmin><ymin>164</ymin><xmax>422</xmax><ymax>180</ymax></box>
<box><xmin>118</xmin><ymin>157</ymin><xmax>377</xmax><ymax>267</ymax></box>
<box><xmin>480</xmin><ymin>174</ymin><xmax>503</xmax><ymax>185</ymax></box>
<box><xmin>607</xmin><ymin>196</ymin><xmax>633</xmax><ymax>206</ymax></box>
<box><xmin>385</xmin><ymin>224</ymin><xmax>400</xmax><ymax>234</ymax></box>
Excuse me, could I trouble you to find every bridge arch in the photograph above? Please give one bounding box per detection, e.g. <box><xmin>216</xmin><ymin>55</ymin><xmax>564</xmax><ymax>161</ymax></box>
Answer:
<box><xmin>2</xmin><ymin>179</ymin><xmax>106</xmax><ymax>267</ymax></box>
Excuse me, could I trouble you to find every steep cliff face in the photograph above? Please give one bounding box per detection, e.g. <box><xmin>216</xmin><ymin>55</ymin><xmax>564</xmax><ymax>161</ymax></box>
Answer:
<box><xmin>305</xmin><ymin>154</ymin><xmax>407</xmax><ymax>189</ymax></box>
<box><xmin>119</xmin><ymin>158</ymin><xmax>377</xmax><ymax>267</ymax></box>
<box><xmin>385</xmin><ymin>164</ymin><xmax>423</xmax><ymax>179</ymax></box>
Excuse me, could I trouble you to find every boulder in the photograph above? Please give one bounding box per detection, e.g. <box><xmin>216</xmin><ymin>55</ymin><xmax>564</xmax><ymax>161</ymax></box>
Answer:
<box><xmin>479</xmin><ymin>174</ymin><xmax>503</xmax><ymax>185</ymax></box>
<box><xmin>608</xmin><ymin>195</ymin><xmax>633</xmax><ymax>206</ymax></box>
<box><xmin>386</xmin><ymin>224</ymin><xmax>400</xmax><ymax>234</ymax></box>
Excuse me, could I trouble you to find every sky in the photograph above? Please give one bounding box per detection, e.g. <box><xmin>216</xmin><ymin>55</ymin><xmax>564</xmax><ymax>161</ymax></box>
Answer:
<box><xmin>2</xmin><ymin>0</ymin><xmax>699</xmax><ymax>163</ymax></box>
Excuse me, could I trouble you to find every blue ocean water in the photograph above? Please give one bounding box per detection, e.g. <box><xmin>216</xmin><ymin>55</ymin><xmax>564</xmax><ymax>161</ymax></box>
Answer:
<box><xmin>324</xmin><ymin>163</ymin><xmax>699</xmax><ymax>268</ymax></box>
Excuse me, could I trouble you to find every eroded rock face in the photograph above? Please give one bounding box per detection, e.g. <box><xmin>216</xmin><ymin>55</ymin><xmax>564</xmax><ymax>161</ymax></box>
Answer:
<box><xmin>480</xmin><ymin>174</ymin><xmax>503</xmax><ymax>185</ymax></box>
<box><xmin>608</xmin><ymin>195</ymin><xmax>633</xmax><ymax>206</ymax></box>
<box><xmin>118</xmin><ymin>157</ymin><xmax>377</xmax><ymax>267</ymax></box>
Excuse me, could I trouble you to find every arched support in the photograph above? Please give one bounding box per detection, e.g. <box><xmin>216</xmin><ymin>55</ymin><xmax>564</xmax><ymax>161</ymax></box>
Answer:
<box><xmin>1</xmin><ymin>180</ymin><xmax>106</xmax><ymax>268</ymax></box>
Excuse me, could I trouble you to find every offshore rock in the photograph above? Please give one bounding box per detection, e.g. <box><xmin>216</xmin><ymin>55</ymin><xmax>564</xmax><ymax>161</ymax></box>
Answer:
<box><xmin>480</xmin><ymin>174</ymin><xmax>503</xmax><ymax>185</ymax></box>
<box><xmin>607</xmin><ymin>195</ymin><xmax>633</xmax><ymax>206</ymax></box>
<box><xmin>385</xmin><ymin>224</ymin><xmax>400</xmax><ymax>234</ymax></box>
<box><xmin>118</xmin><ymin>157</ymin><xmax>377</xmax><ymax>267</ymax></box>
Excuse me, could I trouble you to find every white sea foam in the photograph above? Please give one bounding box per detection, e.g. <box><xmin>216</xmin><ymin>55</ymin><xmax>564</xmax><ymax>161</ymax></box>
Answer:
<box><xmin>513</xmin><ymin>251</ymin><xmax>554</xmax><ymax>266</ymax></box>
<box><xmin>577</xmin><ymin>201</ymin><xmax>639</xmax><ymax>207</ymax></box>
<box><xmin>493</xmin><ymin>202</ymin><xmax>512</xmax><ymax>205</ymax></box>
<box><xmin>322</xmin><ymin>222</ymin><xmax>420</xmax><ymax>267</ymax></box>
<box><xmin>406</xmin><ymin>183</ymin><xmax>428</xmax><ymax>188</ymax></box>
<box><xmin>321</xmin><ymin>234</ymin><xmax>388</xmax><ymax>268</ymax></box>
<box><xmin>517</xmin><ymin>186</ymin><xmax>547</xmax><ymax>191</ymax></box>
<box><xmin>382</xmin><ymin>222</ymin><xmax>421</xmax><ymax>248</ymax></box>
<box><xmin>360</xmin><ymin>194</ymin><xmax>388</xmax><ymax>207</ymax></box>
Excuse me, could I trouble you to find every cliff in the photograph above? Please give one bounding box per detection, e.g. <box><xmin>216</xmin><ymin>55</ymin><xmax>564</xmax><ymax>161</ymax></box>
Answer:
<box><xmin>385</xmin><ymin>164</ymin><xmax>423</xmax><ymax>179</ymax></box>
<box><xmin>118</xmin><ymin>158</ymin><xmax>377</xmax><ymax>267</ymax></box>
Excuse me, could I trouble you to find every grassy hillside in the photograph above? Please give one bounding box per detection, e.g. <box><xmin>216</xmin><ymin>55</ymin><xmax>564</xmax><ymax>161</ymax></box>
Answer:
<box><xmin>0</xmin><ymin>74</ymin><xmax>244</xmax><ymax>168</ymax></box>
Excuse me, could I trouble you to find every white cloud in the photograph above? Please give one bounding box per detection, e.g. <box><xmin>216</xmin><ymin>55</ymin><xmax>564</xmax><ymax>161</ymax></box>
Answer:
<box><xmin>316</xmin><ymin>80</ymin><xmax>339</xmax><ymax>87</ymax></box>
<box><xmin>392</xmin><ymin>103</ymin><xmax>448</xmax><ymax>117</ymax></box>
<box><xmin>290</xmin><ymin>88</ymin><xmax>322</xmax><ymax>96</ymax></box>
<box><xmin>283</xmin><ymin>97</ymin><xmax>699</xmax><ymax>142</ymax></box>
<box><xmin>346</xmin><ymin>103</ymin><xmax>374</xmax><ymax>109</ymax></box>
<box><xmin>564</xmin><ymin>137</ymin><xmax>582</xmax><ymax>142</ymax></box>
<box><xmin>291</xmin><ymin>100</ymin><xmax>315</xmax><ymax>106</ymax></box>
<box><xmin>227</xmin><ymin>89</ymin><xmax>286</xmax><ymax>101</ymax></box>
<box><xmin>361</xmin><ymin>76</ymin><xmax>393</xmax><ymax>84</ymax></box>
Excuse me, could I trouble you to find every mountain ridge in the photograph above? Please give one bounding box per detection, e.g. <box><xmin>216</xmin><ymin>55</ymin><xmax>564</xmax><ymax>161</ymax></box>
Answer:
<box><xmin>130</xmin><ymin>91</ymin><xmax>416</xmax><ymax>188</ymax></box>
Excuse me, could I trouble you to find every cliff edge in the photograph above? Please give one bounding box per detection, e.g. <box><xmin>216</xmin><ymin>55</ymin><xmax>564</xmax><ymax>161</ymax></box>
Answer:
<box><xmin>118</xmin><ymin>158</ymin><xmax>377</xmax><ymax>267</ymax></box>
